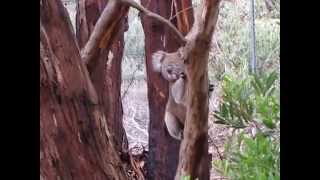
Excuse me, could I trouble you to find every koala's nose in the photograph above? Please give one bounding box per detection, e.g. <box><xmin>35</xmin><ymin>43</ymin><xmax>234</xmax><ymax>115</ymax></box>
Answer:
<box><xmin>167</xmin><ymin>69</ymin><xmax>172</xmax><ymax>74</ymax></box>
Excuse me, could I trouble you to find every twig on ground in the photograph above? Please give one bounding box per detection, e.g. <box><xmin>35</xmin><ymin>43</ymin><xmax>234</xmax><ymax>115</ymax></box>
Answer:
<box><xmin>212</xmin><ymin>141</ymin><xmax>223</xmax><ymax>160</ymax></box>
<box><xmin>121</xmin><ymin>64</ymin><xmax>141</xmax><ymax>100</ymax></box>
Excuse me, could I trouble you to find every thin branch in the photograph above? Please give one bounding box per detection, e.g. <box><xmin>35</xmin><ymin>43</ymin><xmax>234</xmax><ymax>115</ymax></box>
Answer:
<box><xmin>121</xmin><ymin>0</ymin><xmax>187</xmax><ymax>45</ymax></box>
<box><xmin>121</xmin><ymin>64</ymin><xmax>140</xmax><ymax>100</ymax></box>
<box><xmin>170</xmin><ymin>0</ymin><xmax>175</xmax><ymax>19</ymax></box>
<box><xmin>169</xmin><ymin>6</ymin><xmax>195</xmax><ymax>21</ymax></box>
<box><xmin>212</xmin><ymin>141</ymin><xmax>223</xmax><ymax>161</ymax></box>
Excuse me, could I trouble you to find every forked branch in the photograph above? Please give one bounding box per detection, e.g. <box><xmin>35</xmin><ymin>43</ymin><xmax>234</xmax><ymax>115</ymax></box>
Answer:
<box><xmin>81</xmin><ymin>0</ymin><xmax>187</xmax><ymax>65</ymax></box>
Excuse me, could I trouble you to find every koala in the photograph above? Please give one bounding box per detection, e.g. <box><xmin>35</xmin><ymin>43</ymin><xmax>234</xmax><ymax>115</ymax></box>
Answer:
<box><xmin>165</xmin><ymin>74</ymin><xmax>187</xmax><ymax>140</ymax></box>
<box><xmin>152</xmin><ymin>49</ymin><xmax>185</xmax><ymax>82</ymax></box>
<box><xmin>152</xmin><ymin>50</ymin><xmax>214</xmax><ymax>140</ymax></box>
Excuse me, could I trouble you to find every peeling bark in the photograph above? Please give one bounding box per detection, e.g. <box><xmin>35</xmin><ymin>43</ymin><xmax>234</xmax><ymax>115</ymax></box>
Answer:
<box><xmin>76</xmin><ymin>0</ymin><xmax>129</xmax><ymax>154</ymax></box>
<box><xmin>40</xmin><ymin>0</ymin><xmax>127</xmax><ymax>179</ymax></box>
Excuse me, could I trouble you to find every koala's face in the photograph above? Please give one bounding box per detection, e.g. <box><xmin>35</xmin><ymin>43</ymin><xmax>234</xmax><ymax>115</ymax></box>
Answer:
<box><xmin>152</xmin><ymin>50</ymin><xmax>185</xmax><ymax>82</ymax></box>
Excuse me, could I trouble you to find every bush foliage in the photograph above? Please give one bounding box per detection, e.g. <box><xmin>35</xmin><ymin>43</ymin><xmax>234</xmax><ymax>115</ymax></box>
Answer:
<box><xmin>211</xmin><ymin>1</ymin><xmax>280</xmax><ymax>178</ymax></box>
<box><xmin>213</xmin><ymin>71</ymin><xmax>280</xmax><ymax>179</ymax></box>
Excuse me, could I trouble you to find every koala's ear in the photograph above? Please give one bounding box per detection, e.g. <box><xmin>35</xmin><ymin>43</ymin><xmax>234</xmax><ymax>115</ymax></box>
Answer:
<box><xmin>152</xmin><ymin>51</ymin><xmax>165</xmax><ymax>72</ymax></box>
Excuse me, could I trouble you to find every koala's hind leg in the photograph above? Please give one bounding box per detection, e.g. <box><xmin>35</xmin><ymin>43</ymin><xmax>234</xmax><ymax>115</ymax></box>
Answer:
<box><xmin>164</xmin><ymin>111</ymin><xmax>183</xmax><ymax>140</ymax></box>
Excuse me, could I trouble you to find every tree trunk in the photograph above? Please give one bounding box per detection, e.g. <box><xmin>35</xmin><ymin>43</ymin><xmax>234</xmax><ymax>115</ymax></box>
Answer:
<box><xmin>175</xmin><ymin>1</ymin><xmax>221</xmax><ymax>179</ymax></box>
<box><xmin>75</xmin><ymin>0</ymin><xmax>129</xmax><ymax>154</ymax></box>
<box><xmin>140</xmin><ymin>0</ymin><xmax>193</xmax><ymax>179</ymax></box>
<box><xmin>40</xmin><ymin>0</ymin><xmax>127</xmax><ymax>179</ymax></box>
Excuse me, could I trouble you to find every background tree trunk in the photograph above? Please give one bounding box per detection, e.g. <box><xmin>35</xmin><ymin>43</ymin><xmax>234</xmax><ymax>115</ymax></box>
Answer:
<box><xmin>40</xmin><ymin>0</ymin><xmax>127</xmax><ymax>179</ymax></box>
<box><xmin>140</xmin><ymin>0</ymin><xmax>193</xmax><ymax>179</ymax></box>
<box><xmin>75</xmin><ymin>0</ymin><xmax>129</xmax><ymax>153</ymax></box>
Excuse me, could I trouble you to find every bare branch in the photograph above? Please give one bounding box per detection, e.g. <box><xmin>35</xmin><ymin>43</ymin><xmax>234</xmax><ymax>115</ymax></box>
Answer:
<box><xmin>121</xmin><ymin>65</ymin><xmax>140</xmax><ymax>100</ymax></box>
<box><xmin>169</xmin><ymin>6</ymin><xmax>195</xmax><ymax>21</ymax></box>
<box><xmin>212</xmin><ymin>141</ymin><xmax>223</xmax><ymax>161</ymax></box>
<box><xmin>121</xmin><ymin>0</ymin><xmax>187</xmax><ymax>45</ymax></box>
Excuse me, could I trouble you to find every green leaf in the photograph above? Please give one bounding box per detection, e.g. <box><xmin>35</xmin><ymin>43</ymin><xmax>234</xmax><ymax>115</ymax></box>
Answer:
<box><xmin>266</xmin><ymin>71</ymin><xmax>278</xmax><ymax>90</ymax></box>
<box><xmin>254</xmin><ymin>74</ymin><xmax>264</xmax><ymax>91</ymax></box>
<box><xmin>181</xmin><ymin>175</ymin><xmax>191</xmax><ymax>180</ymax></box>
<box><xmin>266</xmin><ymin>87</ymin><xmax>276</xmax><ymax>97</ymax></box>
<box><xmin>262</xmin><ymin>118</ymin><xmax>276</xmax><ymax>129</ymax></box>
<box><xmin>213</xmin><ymin>114</ymin><xmax>228</xmax><ymax>124</ymax></box>
<box><xmin>252</xmin><ymin>79</ymin><xmax>263</xmax><ymax>96</ymax></box>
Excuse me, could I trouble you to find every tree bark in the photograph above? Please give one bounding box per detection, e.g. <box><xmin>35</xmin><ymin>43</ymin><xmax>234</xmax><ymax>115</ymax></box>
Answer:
<box><xmin>175</xmin><ymin>1</ymin><xmax>221</xmax><ymax>179</ymax></box>
<box><xmin>171</xmin><ymin>0</ymin><xmax>194</xmax><ymax>35</ymax></box>
<box><xmin>75</xmin><ymin>0</ymin><xmax>129</xmax><ymax>154</ymax></box>
<box><xmin>140</xmin><ymin>0</ymin><xmax>193</xmax><ymax>179</ymax></box>
<box><xmin>40</xmin><ymin>0</ymin><xmax>127</xmax><ymax>179</ymax></box>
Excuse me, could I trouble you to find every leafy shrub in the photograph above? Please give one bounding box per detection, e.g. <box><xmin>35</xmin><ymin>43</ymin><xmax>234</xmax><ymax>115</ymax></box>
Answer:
<box><xmin>214</xmin><ymin>133</ymin><xmax>280</xmax><ymax>180</ymax></box>
<box><xmin>214</xmin><ymin>75</ymin><xmax>254</xmax><ymax>128</ymax></box>
<box><xmin>214</xmin><ymin>71</ymin><xmax>279</xmax><ymax>129</ymax></box>
<box><xmin>213</xmin><ymin>71</ymin><xmax>280</xmax><ymax>180</ymax></box>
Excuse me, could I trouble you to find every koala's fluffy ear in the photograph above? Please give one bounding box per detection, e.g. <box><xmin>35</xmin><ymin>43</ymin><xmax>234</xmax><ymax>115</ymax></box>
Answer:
<box><xmin>152</xmin><ymin>51</ymin><xmax>165</xmax><ymax>72</ymax></box>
